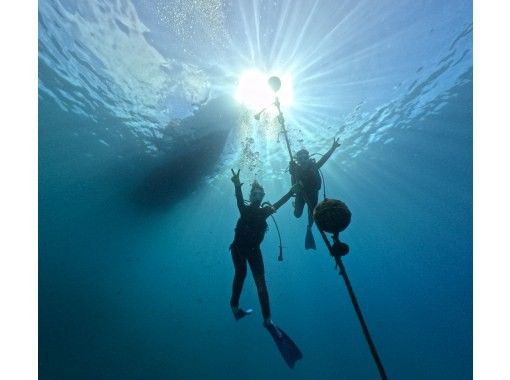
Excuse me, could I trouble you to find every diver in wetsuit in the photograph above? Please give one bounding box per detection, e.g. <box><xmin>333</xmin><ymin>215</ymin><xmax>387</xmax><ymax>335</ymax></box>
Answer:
<box><xmin>229</xmin><ymin>169</ymin><xmax>298</xmax><ymax>326</ymax></box>
<box><xmin>289</xmin><ymin>138</ymin><xmax>341</xmax><ymax>249</ymax></box>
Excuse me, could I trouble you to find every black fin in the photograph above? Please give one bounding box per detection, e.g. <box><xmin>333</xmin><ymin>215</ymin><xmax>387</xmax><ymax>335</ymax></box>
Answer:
<box><xmin>305</xmin><ymin>227</ymin><xmax>316</xmax><ymax>250</ymax></box>
<box><xmin>264</xmin><ymin>324</ymin><xmax>303</xmax><ymax>368</ymax></box>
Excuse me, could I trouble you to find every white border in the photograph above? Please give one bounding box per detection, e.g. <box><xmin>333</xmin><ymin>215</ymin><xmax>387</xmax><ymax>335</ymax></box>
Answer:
<box><xmin>0</xmin><ymin>1</ymin><xmax>38</xmax><ymax>379</ymax></box>
<box><xmin>2</xmin><ymin>1</ymin><xmax>503</xmax><ymax>379</ymax></box>
<box><xmin>474</xmin><ymin>0</ymin><xmax>510</xmax><ymax>379</ymax></box>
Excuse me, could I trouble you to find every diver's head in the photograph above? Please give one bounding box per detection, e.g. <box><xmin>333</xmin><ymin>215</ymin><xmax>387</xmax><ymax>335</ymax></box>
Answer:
<box><xmin>296</xmin><ymin>149</ymin><xmax>310</xmax><ymax>165</ymax></box>
<box><xmin>250</xmin><ymin>181</ymin><xmax>265</xmax><ymax>205</ymax></box>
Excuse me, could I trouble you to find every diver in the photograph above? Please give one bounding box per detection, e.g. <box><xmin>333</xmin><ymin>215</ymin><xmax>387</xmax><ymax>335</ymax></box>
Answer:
<box><xmin>229</xmin><ymin>169</ymin><xmax>299</xmax><ymax>327</ymax></box>
<box><xmin>289</xmin><ymin>137</ymin><xmax>341</xmax><ymax>249</ymax></box>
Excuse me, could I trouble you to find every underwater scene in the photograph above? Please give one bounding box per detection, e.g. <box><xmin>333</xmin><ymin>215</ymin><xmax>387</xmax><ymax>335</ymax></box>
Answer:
<box><xmin>39</xmin><ymin>1</ymin><xmax>472</xmax><ymax>379</ymax></box>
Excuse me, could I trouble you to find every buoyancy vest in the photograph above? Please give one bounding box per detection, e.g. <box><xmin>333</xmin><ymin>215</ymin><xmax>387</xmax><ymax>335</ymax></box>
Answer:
<box><xmin>292</xmin><ymin>159</ymin><xmax>322</xmax><ymax>192</ymax></box>
<box><xmin>232</xmin><ymin>205</ymin><xmax>270</xmax><ymax>248</ymax></box>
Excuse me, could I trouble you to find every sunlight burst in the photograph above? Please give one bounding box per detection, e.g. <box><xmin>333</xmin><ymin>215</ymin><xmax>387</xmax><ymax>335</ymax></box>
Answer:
<box><xmin>234</xmin><ymin>69</ymin><xmax>294</xmax><ymax>112</ymax></box>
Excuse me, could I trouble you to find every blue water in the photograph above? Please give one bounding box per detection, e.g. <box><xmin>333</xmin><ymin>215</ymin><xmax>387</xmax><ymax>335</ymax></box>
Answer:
<box><xmin>39</xmin><ymin>1</ymin><xmax>472</xmax><ymax>379</ymax></box>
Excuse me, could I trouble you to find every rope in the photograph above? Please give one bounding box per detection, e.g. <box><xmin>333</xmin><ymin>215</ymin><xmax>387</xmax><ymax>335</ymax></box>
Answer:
<box><xmin>274</xmin><ymin>97</ymin><xmax>293</xmax><ymax>162</ymax></box>
<box><xmin>317</xmin><ymin>228</ymin><xmax>388</xmax><ymax>380</ymax></box>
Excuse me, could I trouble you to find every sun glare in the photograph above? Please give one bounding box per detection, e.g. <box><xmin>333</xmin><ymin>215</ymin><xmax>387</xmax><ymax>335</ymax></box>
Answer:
<box><xmin>235</xmin><ymin>69</ymin><xmax>294</xmax><ymax>112</ymax></box>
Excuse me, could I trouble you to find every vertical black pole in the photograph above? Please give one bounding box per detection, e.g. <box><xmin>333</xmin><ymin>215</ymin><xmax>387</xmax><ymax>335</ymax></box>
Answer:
<box><xmin>318</xmin><ymin>228</ymin><xmax>388</xmax><ymax>380</ymax></box>
<box><xmin>274</xmin><ymin>97</ymin><xmax>293</xmax><ymax>162</ymax></box>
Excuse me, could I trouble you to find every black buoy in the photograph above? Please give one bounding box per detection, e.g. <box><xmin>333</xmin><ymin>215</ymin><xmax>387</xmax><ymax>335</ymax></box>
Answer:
<box><xmin>268</xmin><ymin>76</ymin><xmax>281</xmax><ymax>92</ymax></box>
<box><xmin>313</xmin><ymin>198</ymin><xmax>351</xmax><ymax>234</ymax></box>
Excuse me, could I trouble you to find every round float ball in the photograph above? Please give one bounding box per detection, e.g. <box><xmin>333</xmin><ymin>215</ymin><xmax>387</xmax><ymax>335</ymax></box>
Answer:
<box><xmin>313</xmin><ymin>198</ymin><xmax>351</xmax><ymax>234</ymax></box>
<box><xmin>268</xmin><ymin>76</ymin><xmax>281</xmax><ymax>92</ymax></box>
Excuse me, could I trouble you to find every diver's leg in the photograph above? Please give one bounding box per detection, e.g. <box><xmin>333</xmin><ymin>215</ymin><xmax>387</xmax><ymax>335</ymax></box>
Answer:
<box><xmin>294</xmin><ymin>193</ymin><xmax>305</xmax><ymax>218</ymax></box>
<box><xmin>248</xmin><ymin>249</ymin><xmax>271</xmax><ymax>322</ymax></box>
<box><xmin>304</xmin><ymin>191</ymin><xmax>319</xmax><ymax>250</ymax></box>
<box><xmin>306</xmin><ymin>191</ymin><xmax>319</xmax><ymax>227</ymax></box>
<box><xmin>230</xmin><ymin>246</ymin><xmax>247</xmax><ymax>309</ymax></box>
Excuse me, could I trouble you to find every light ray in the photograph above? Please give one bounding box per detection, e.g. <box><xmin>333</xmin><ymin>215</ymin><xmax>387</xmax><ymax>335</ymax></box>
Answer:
<box><xmin>239</xmin><ymin>2</ymin><xmax>256</xmax><ymax>62</ymax></box>
<box><xmin>251</xmin><ymin>0</ymin><xmax>262</xmax><ymax>64</ymax></box>
<box><xmin>268</xmin><ymin>0</ymin><xmax>292</xmax><ymax>64</ymax></box>
<box><xmin>302</xmin><ymin>1</ymin><xmax>364</xmax><ymax>58</ymax></box>
<box><xmin>284</xmin><ymin>0</ymin><xmax>321</xmax><ymax>66</ymax></box>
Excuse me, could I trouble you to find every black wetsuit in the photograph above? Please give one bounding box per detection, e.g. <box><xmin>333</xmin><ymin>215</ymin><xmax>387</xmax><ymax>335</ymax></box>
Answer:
<box><xmin>290</xmin><ymin>160</ymin><xmax>321</xmax><ymax>220</ymax></box>
<box><xmin>290</xmin><ymin>145</ymin><xmax>337</xmax><ymax>226</ymax></box>
<box><xmin>230</xmin><ymin>184</ymin><xmax>292</xmax><ymax>320</ymax></box>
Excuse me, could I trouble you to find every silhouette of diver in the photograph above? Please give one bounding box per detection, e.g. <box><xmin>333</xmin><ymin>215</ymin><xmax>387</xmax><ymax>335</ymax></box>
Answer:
<box><xmin>229</xmin><ymin>169</ymin><xmax>299</xmax><ymax>326</ymax></box>
<box><xmin>229</xmin><ymin>169</ymin><xmax>304</xmax><ymax>368</ymax></box>
<box><xmin>289</xmin><ymin>137</ymin><xmax>341</xmax><ymax>249</ymax></box>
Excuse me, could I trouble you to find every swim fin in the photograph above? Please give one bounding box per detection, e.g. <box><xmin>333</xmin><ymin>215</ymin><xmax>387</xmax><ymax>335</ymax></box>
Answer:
<box><xmin>305</xmin><ymin>226</ymin><xmax>316</xmax><ymax>250</ymax></box>
<box><xmin>264</xmin><ymin>323</ymin><xmax>303</xmax><ymax>368</ymax></box>
<box><xmin>232</xmin><ymin>307</ymin><xmax>253</xmax><ymax>321</ymax></box>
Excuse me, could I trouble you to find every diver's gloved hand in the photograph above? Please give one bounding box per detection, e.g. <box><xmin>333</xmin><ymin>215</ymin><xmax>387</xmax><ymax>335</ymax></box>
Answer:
<box><xmin>332</xmin><ymin>137</ymin><xmax>341</xmax><ymax>150</ymax></box>
<box><xmin>290</xmin><ymin>181</ymin><xmax>303</xmax><ymax>194</ymax></box>
<box><xmin>230</xmin><ymin>168</ymin><xmax>242</xmax><ymax>187</ymax></box>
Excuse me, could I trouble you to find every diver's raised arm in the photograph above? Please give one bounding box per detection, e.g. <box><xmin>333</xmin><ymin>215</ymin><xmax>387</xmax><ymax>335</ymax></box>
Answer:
<box><xmin>231</xmin><ymin>169</ymin><xmax>244</xmax><ymax>211</ymax></box>
<box><xmin>271</xmin><ymin>182</ymin><xmax>303</xmax><ymax>212</ymax></box>
<box><xmin>317</xmin><ymin>137</ymin><xmax>341</xmax><ymax>168</ymax></box>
